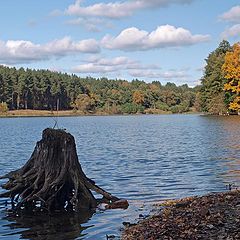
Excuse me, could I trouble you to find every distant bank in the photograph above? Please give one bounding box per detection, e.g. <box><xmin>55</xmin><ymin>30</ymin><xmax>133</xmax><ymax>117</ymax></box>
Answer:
<box><xmin>0</xmin><ymin>109</ymin><xmax>196</xmax><ymax>118</ymax></box>
<box><xmin>0</xmin><ymin>109</ymin><xmax>105</xmax><ymax>118</ymax></box>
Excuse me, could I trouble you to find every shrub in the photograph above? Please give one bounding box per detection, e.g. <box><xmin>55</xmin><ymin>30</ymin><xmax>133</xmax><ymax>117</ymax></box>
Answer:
<box><xmin>0</xmin><ymin>102</ymin><xmax>8</xmax><ymax>113</ymax></box>
<box><xmin>121</xmin><ymin>103</ymin><xmax>145</xmax><ymax>114</ymax></box>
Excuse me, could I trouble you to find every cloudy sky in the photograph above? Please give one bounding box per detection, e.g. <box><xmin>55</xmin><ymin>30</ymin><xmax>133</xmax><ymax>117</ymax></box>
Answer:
<box><xmin>0</xmin><ymin>0</ymin><xmax>240</xmax><ymax>86</ymax></box>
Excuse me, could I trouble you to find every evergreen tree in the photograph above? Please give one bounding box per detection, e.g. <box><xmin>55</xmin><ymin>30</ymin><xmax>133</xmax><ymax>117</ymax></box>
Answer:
<box><xmin>200</xmin><ymin>40</ymin><xmax>231</xmax><ymax>114</ymax></box>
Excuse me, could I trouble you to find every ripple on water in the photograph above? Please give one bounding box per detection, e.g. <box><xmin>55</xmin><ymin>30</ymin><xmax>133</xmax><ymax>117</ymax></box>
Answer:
<box><xmin>0</xmin><ymin>115</ymin><xmax>240</xmax><ymax>239</ymax></box>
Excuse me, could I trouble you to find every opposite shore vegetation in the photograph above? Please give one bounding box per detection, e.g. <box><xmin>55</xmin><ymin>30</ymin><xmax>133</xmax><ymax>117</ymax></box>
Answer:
<box><xmin>0</xmin><ymin>40</ymin><xmax>239</xmax><ymax>116</ymax></box>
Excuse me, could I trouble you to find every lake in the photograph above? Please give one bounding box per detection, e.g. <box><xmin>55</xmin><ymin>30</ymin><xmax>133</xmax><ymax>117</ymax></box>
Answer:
<box><xmin>0</xmin><ymin>114</ymin><xmax>240</xmax><ymax>239</ymax></box>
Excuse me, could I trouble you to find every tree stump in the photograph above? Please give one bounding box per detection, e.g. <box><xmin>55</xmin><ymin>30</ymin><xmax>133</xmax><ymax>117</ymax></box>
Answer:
<box><xmin>0</xmin><ymin>128</ymin><xmax>126</xmax><ymax>212</ymax></box>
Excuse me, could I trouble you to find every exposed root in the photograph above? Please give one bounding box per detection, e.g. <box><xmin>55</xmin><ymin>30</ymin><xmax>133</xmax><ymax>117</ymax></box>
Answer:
<box><xmin>0</xmin><ymin>128</ymin><xmax>123</xmax><ymax>213</ymax></box>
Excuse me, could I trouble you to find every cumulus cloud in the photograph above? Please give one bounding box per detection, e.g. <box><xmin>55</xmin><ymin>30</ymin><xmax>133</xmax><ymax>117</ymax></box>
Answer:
<box><xmin>219</xmin><ymin>6</ymin><xmax>240</xmax><ymax>39</ymax></box>
<box><xmin>220</xmin><ymin>5</ymin><xmax>240</xmax><ymax>23</ymax></box>
<box><xmin>221</xmin><ymin>24</ymin><xmax>240</xmax><ymax>39</ymax></box>
<box><xmin>71</xmin><ymin>55</ymin><xmax>188</xmax><ymax>80</ymax></box>
<box><xmin>72</xmin><ymin>63</ymin><xmax>114</xmax><ymax>73</ymax></box>
<box><xmin>129</xmin><ymin>69</ymin><xmax>188</xmax><ymax>79</ymax></box>
<box><xmin>101</xmin><ymin>25</ymin><xmax>210</xmax><ymax>51</ymax></box>
<box><xmin>0</xmin><ymin>37</ymin><xmax>100</xmax><ymax>64</ymax></box>
<box><xmin>65</xmin><ymin>0</ymin><xmax>193</xmax><ymax>19</ymax></box>
<box><xmin>72</xmin><ymin>56</ymin><xmax>159</xmax><ymax>73</ymax></box>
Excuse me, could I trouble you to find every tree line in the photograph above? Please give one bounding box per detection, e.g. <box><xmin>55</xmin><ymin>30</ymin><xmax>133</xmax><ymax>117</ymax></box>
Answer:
<box><xmin>197</xmin><ymin>40</ymin><xmax>240</xmax><ymax>115</ymax></box>
<box><xmin>0</xmin><ymin>66</ymin><xmax>197</xmax><ymax>114</ymax></box>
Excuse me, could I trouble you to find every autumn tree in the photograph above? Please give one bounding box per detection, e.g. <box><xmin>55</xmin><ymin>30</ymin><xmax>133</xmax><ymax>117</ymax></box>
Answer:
<box><xmin>133</xmin><ymin>90</ymin><xmax>145</xmax><ymax>105</ymax></box>
<box><xmin>73</xmin><ymin>93</ymin><xmax>97</xmax><ymax>113</ymax></box>
<box><xmin>222</xmin><ymin>43</ymin><xmax>240</xmax><ymax>114</ymax></box>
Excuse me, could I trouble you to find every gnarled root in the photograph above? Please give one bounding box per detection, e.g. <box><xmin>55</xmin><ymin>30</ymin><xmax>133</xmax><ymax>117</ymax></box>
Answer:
<box><xmin>0</xmin><ymin>128</ymin><xmax>126</xmax><ymax>213</ymax></box>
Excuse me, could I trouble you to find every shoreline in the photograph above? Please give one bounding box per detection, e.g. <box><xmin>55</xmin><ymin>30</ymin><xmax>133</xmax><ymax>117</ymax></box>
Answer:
<box><xmin>0</xmin><ymin>110</ymin><xmax>238</xmax><ymax>119</ymax></box>
<box><xmin>0</xmin><ymin>109</ymin><xmax>199</xmax><ymax>118</ymax></box>
<box><xmin>122</xmin><ymin>190</ymin><xmax>240</xmax><ymax>239</ymax></box>
<box><xmin>0</xmin><ymin>110</ymin><xmax>113</xmax><ymax>118</ymax></box>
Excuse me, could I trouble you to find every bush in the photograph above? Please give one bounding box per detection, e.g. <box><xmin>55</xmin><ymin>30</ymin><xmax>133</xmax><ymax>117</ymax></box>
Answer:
<box><xmin>155</xmin><ymin>101</ymin><xmax>169</xmax><ymax>111</ymax></box>
<box><xmin>0</xmin><ymin>102</ymin><xmax>8</xmax><ymax>113</ymax></box>
<box><xmin>170</xmin><ymin>102</ymin><xmax>190</xmax><ymax>113</ymax></box>
<box><xmin>121</xmin><ymin>103</ymin><xmax>145</xmax><ymax>114</ymax></box>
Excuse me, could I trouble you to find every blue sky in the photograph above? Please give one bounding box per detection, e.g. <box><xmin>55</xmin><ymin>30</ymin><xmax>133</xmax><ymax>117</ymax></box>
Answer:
<box><xmin>0</xmin><ymin>0</ymin><xmax>239</xmax><ymax>86</ymax></box>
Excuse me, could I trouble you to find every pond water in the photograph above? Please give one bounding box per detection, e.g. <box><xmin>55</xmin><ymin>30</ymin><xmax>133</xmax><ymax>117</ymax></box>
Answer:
<box><xmin>0</xmin><ymin>114</ymin><xmax>240</xmax><ymax>239</ymax></box>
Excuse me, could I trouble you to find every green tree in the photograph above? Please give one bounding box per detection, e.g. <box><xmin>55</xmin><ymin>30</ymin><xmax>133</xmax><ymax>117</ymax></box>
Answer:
<box><xmin>200</xmin><ymin>40</ymin><xmax>231</xmax><ymax>114</ymax></box>
<box><xmin>0</xmin><ymin>65</ymin><xmax>198</xmax><ymax>114</ymax></box>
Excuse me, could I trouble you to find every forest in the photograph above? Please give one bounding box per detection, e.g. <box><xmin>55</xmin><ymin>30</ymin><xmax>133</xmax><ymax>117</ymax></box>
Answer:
<box><xmin>0</xmin><ymin>40</ymin><xmax>239</xmax><ymax>115</ymax></box>
<box><xmin>0</xmin><ymin>65</ymin><xmax>197</xmax><ymax>114</ymax></box>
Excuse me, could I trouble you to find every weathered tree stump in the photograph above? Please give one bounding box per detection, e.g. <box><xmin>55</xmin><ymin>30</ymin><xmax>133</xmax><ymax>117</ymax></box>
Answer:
<box><xmin>0</xmin><ymin>128</ymin><xmax>127</xmax><ymax>212</ymax></box>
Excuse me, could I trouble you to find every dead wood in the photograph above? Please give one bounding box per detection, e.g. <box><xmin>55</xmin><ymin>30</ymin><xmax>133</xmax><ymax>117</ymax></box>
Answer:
<box><xmin>0</xmin><ymin>128</ymin><xmax>124</xmax><ymax>212</ymax></box>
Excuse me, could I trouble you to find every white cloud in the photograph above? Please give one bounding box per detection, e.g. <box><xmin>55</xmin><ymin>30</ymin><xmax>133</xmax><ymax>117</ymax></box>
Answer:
<box><xmin>129</xmin><ymin>69</ymin><xmax>188</xmax><ymax>79</ymax></box>
<box><xmin>65</xmin><ymin>0</ymin><xmax>193</xmax><ymax>19</ymax></box>
<box><xmin>0</xmin><ymin>37</ymin><xmax>100</xmax><ymax>64</ymax></box>
<box><xmin>66</xmin><ymin>17</ymin><xmax>112</xmax><ymax>32</ymax></box>
<box><xmin>220</xmin><ymin>5</ymin><xmax>240</xmax><ymax>23</ymax></box>
<box><xmin>72</xmin><ymin>56</ymin><xmax>159</xmax><ymax>73</ymax></box>
<box><xmin>219</xmin><ymin>6</ymin><xmax>240</xmax><ymax>40</ymax></box>
<box><xmin>101</xmin><ymin>25</ymin><xmax>210</xmax><ymax>51</ymax></box>
<box><xmin>71</xmin><ymin>55</ymin><xmax>188</xmax><ymax>81</ymax></box>
<box><xmin>221</xmin><ymin>24</ymin><xmax>240</xmax><ymax>39</ymax></box>
<box><xmin>72</xmin><ymin>63</ymin><xmax>115</xmax><ymax>73</ymax></box>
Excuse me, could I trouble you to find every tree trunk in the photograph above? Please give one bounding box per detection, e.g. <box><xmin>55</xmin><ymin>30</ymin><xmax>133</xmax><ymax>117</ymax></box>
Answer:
<box><xmin>0</xmin><ymin>128</ymin><xmax>123</xmax><ymax>212</ymax></box>
<box><xmin>17</xmin><ymin>93</ymin><xmax>20</xmax><ymax>110</ymax></box>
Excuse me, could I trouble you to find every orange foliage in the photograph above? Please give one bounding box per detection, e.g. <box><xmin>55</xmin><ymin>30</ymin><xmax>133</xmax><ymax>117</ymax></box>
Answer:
<box><xmin>132</xmin><ymin>90</ymin><xmax>145</xmax><ymax>105</ymax></box>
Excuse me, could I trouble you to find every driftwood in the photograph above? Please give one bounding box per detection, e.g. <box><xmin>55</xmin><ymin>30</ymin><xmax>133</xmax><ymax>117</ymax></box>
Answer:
<box><xmin>0</xmin><ymin>128</ymin><xmax>127</xmax><ymax>212</ymax></box>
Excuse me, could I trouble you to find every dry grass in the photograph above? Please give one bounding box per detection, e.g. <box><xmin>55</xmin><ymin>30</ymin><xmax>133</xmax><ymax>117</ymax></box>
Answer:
<box><xmin>0</xmin><ymin>109</ymin><xmax>80</xmax><ymax>117</ymax></box>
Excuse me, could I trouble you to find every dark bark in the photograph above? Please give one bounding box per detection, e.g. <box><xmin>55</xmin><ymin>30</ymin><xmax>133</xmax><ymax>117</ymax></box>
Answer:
<box><xmin>0</xmin><ymin>128</ymin><xmax>122</xmax><ymax>212</ymax></box>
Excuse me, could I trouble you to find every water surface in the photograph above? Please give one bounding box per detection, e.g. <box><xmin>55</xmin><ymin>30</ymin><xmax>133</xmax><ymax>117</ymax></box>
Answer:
<box><xmin>0</xmin><ymin>114</ymin><xmax>240</xmax><ymax>239</ymax></box>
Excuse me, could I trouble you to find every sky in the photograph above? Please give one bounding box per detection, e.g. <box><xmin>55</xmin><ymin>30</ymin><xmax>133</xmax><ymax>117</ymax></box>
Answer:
<box><xmin>0</xmin><ymin>0</ymin><xmax>239</xmax><ymax>87</ymax></box>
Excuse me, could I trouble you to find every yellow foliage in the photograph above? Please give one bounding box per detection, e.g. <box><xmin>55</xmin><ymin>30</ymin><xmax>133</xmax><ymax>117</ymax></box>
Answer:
<box><xmin>229</xmin><ymin>96</ymin><xmax>240</xmax><ymax>112</ymax></box>
<box><xmin>222</xmin><ymin>43</ymin><xmax>240</xmax><ymax>81</ymax></box>
<box><xmin>222</xmin><ymin>43</ymin><xmax>240</xmax><ymax>113</ymax></box>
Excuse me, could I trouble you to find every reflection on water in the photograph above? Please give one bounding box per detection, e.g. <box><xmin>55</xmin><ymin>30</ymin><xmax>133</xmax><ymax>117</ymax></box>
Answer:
<box><xmin>204</xmin><ymin>116</ymin><xmax>240</xmax><ymax>183</ymax></box>
<box><xmin>1</xmin><ymin>210</ymin><xmax>94</xmax><ymax>240</ymax></box>
<box><xmin>0</xmin><ymin>114</ymin><xmax>240</xmax><ymax>239</ymax></box>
